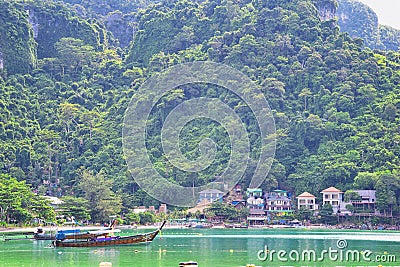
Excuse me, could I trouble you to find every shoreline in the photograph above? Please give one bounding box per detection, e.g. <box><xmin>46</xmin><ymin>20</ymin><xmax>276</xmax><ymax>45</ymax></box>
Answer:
<box><xmin>1</xmin><ymin>223</ymin><xmax>398</xmax><ymax>234</ymax></box>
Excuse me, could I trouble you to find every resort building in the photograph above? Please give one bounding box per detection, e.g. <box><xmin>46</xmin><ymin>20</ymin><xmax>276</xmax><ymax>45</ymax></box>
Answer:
<box><xmin>198</xmin><ymin>189</ymin><xmax>224</xmax><ymax>203</ymax></box>
<box><xmin>350</xmin><ymin>190</ymin><xmax>377</xmax><ymax>213</ymax></box>
<box><xmin>159</xmin><ymin>204</ymin><xmax>168</xmax><ymax>213</ymax></box>
<box><xmin>265</xmin><ymin>189</ymin><xmax>293</xmax><ymax>214</ymax></box>
<box><xmin>232</xmin><ymin>201</ymin><xmax>246</xmax><ymax>210</ymax></box>
<box><xmin>245</xmin><ymin>187</ymin><xmax>264</xmax><ymax>210</ymax></box>
<box><xmin>246</xmin><ymin>188</ymin><xmax>263</xmax><ymax>198</ymax></box>
<box><xmin>321</xmin><ymin>186</ymin><xmax>343</xmax><ymax>213</ymax></box>
<box><xmin>133</xmin><ymin>206</ymin><xmax>148</xmax><ymax>213</ymax></box>
<box><xmin>247</xmin><ymin>208</ymin><xmax>268</xmax><ymax>226</ymax></box>
<box><xmin>247</xmin><ymin>195</ymin><xmax>264</xmax><ymax>209</ymax></box>
<box><xmin>296</xmin><ymin>192</ymin><xmax>318</xmax><ymax>211</ymax></box>
<box><xmin>225</xmin><ymin>184</ymin><xmax>245</xmax><ymax>207</ymax></box>
<box><xmin>42</xmin><ymin>196</ymin><xmax>64</xmax><ymax>214</ymax></box>
<box><xmin>245</xmin><ymin>187</ymin><xmax>267</xmax><ymax>225</ymax></box>
<box><xmin>233</xmin><ymin>184</ymin><xmax>242</xmax><ymax>195</ymax></box>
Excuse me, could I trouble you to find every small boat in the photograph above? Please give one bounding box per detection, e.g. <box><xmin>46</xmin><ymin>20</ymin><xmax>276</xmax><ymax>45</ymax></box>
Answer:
<box><xmin>53</xmin><ymin>221</ymin><xmax>166</xmax><ymax>247</ymax></box>
<box><xmin>187</xmin><ymin>222</ymin><xmax>212</xmax><ymax>229</ymax></box>
<box><xmin>33</xmin><ymin>228</ymin><xmax>56</xmax><ymax>240</ymax></box>
<box><xmin>3</xmin><ymin>235</ymin><xmax>32</xmax><ymax>241</ymax></box>
<box><xmin>224</xmin><ymin>223</ymin><xmax>248</xmax><ymax>229</ymax></box>
<box><xmin>179</xmin><ymin>261</ymin><xmax>198</xmax><ymax>266</ymax></box>
<box><xmin>34</xmin><ymin>233</ymin><xmax>55</xmax><ymax>240</ymax></box>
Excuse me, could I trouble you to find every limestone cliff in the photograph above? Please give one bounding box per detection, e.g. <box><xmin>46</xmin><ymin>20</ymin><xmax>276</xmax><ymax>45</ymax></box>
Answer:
<box><xmin>337</xmin><ymin>0</ymin><xmax>400</xmax><ymax>50</ymax></box>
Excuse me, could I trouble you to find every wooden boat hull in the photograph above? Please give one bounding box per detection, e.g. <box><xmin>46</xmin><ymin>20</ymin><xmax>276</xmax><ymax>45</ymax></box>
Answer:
<box><xmin>54</xmin><ymin>221</ymin><xmax>166</xmax><ymax>247</ymax></box>
<box><xmin>34</xmin><ymin>233</ymin><xmax>55</xmax><ymax>240</ymax></box>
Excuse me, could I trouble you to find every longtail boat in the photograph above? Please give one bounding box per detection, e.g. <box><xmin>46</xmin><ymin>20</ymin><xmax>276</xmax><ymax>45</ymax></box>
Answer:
<box><xmin>53</xmin><ymin>221</ymin><xmax>166</xmax><ymax>247</ymax></box>
<box><xmin>33</xmin><ymin>231</ymin><xmax>55</xmax><ymax>240</ymax></box>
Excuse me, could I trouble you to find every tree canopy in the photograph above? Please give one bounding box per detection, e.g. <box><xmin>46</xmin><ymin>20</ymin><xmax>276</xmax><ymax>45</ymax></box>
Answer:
<box><xmin>0</xmin><ymin>0</ymin><xmax>400</xmax><ymax>223</ymax></box>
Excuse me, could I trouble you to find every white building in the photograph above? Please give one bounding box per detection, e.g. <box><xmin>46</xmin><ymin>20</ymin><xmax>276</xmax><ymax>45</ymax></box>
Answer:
<box><xmin>320</xmin><ymin>186</ymin><xmax>343</xmax><ymax>214</ymax></box>
<box><xmin>198</xmin><ymin>189</ymin><xmax>224</xmax><ymax>203</ymax></box>
<box><xmin>296</xmin><ymin>192</ymin><xmax>318</xmax><ymax>211</ymax></box>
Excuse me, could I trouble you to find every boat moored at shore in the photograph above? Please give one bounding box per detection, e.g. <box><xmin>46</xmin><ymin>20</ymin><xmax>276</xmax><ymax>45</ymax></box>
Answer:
<box><xmin>52</xmin><ymin>221</ymin><xmax>166</xmax><ymax>247</ymax></box>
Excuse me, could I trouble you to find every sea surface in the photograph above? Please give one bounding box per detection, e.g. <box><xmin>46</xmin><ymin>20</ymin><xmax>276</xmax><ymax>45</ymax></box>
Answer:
<box><xmin>0</xmin><ymin>228</ymin><xmax>399</xmax><ymax>267</ymax></box>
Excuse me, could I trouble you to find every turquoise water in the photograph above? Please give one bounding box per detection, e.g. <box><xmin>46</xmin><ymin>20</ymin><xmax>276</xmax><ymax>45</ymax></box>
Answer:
<box><xmin>1</xmin><ymin>228</ymin><xmax>399</xmax><ymax>267</ymax></box>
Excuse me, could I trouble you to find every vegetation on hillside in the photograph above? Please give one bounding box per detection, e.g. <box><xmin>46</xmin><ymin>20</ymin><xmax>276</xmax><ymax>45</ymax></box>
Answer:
<box><xmin>0</xmin><ymin>0</ymin><xmax>400</xmax><ymax>224</ymax></box>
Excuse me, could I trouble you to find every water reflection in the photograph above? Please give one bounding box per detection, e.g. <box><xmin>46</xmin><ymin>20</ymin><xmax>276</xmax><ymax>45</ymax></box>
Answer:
<box><xmin>1</xmin><ymin>229</ymin><xmax>399</xmax><ymax>267</ymax></box>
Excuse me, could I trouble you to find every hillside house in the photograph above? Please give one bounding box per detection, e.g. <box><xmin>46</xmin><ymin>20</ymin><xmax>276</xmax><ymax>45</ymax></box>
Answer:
<box><xmin>296</xmin><ymin>192</ymin><xmax>318</xmax><ymax>211</ymax></box>
<box><xmin>321</xmin><ymin>187</ymin><xmax>344</xmax><ymax>214</ymax></box>
<box><xmin>265</xmin><ymin>189</ymin><xmax>293</xmax><ymax>214</ymax></box>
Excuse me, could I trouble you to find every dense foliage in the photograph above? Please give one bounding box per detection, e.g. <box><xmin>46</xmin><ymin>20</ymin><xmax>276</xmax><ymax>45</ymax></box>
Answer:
<box><xmin>0</xmin><ymin>174</ymin><xmax>54</xmax><ymax>225</ymax></box>
<box><xmin>0</xmin><ymin>0</ymin><xmax>400</xmax><ymax>223</ymax></box>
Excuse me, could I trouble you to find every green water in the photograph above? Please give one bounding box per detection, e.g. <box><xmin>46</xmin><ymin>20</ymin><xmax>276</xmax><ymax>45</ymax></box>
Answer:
<box><xmin>1</xmin><ymin>228</ymin><xmax>399</xmax><ymax>267</ymax></box>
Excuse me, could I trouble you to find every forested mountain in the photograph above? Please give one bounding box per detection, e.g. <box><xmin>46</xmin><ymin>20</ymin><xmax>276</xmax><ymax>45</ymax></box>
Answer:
<box><xmin>0</xmin><ymin>0</ymin><xmax>400</xmax><ymax>223</ymax></box>
<box><xmin>337</xmin><ymin>0</ymin><xmax>400</xmax><ymax>50</ymax></box>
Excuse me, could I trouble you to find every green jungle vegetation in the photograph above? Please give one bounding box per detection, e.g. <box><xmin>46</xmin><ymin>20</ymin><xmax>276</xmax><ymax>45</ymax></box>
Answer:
<box><xmin>0</xmin><ymin>0</ymin><xmax>400</xmax><ymax>225</ymax></box>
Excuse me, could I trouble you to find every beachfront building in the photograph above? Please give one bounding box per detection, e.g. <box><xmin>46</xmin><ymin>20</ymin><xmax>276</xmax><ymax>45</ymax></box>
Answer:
<box><xmin>247</xmin><ymin>208</ymin><xmax>268</xmax><ymax>226</ymax></box>
<box><xmin>247</xmin><ymin>194</ymin><xmax>264</xmax><ymax>209</ymax></box>
<box><xmin>296</xmin><ymin>192</ymin><xmax>318</xmax><ymax>211</ymax></box>
<box><xmin>321</xmin><ymin>187</ymin><xmax>343</xmax><ymax>213</ymax></box>
<box><xmin>350</xmin><ymin>190</ymin><xmax>377</xmax><ymax>213</ymax></box>
<box><xmin>245</xmin><ymin>188</ymin><xmax>267</xmax><ymax>225</ymax></box>
<box><xmin>159</xmin><ymin>204</ymin><xmax>168</xmax><ymax>213</ymax></box>
<box><xmin>246</xmin><ymin>187</ymin><xmax>265</xmax><ymax>210</ymax></box>
<box><xmin>133</xmin><ymin>206</ymin><xmax>149</xmax><ymax>213</ymax></box>
<box><xmin>42</xmin><ymin>196</ymin><xmax>64</xmax><ymax>214</ymax></box>
<box><xmin>246</xmin><ymin>188</ymin><xmax>263</xmax><ymax>198</ymax></box>
<box><xmin>233</xmin><ymin>184</ymin><xmax>242</xmax><ymax>195</ymax></box>
<box><xmin>198</xmin><ymin>189</ymin><xmax>224</xmax><ymax>203</ymax></box>
<box><xmin>265</xmin><ymin>189</ymin><xmax>293</xmax><ymax>215</ymax></box>
<box><xmin>225</xmin><ymin>184</ymin><xmax>245</xmax><ymax>207</ymax></box>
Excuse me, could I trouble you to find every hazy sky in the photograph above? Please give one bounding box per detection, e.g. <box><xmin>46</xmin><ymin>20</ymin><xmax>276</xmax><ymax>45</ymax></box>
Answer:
<box><xmin>357</xmin><ymin>0</ymin><xmax>400</xmax><ymax>29</ymax></box>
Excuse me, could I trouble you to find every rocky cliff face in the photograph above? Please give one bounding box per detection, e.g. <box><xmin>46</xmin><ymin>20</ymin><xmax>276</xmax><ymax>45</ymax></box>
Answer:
<box><xmin>0</xmin><ymin>1</ymin><xmax>36</xmax><ymax>75</ymax></box>
<box><xmin>27</xmin><ymin>8</ymin><xmax>39</xmax><ymax>39</ymax></box>
<box><xmin>379</xmin><ymin>25</ymin><xmax>400</xmax><ymax>51</ymax></box>
<box><xmin>337</xmin><ymin>0</ymin><xmax>400</xmax><ymax>50</ymax></box>
<box><xmin>105</xmin><ymin>11</ymin><xmax>136</xmax><ymax>48</ymax></box>
<box><xmin>23</xmin><ymin>1</ymin><xmax>106</xmax><ymax>59</ymax></box>
<box><xmin>0</xmin><ymin>52</ymin><xmax>3</xmax><ymax>70</ymax></box>
<box><xmin>313</xmin><ymin>0</ymin><xmax>400</xmax><ymax>51</ymax></box>
<box><xmin>0</xmin><ymin>1</ymin><xmax>108</xmax><ymax>75</ymax></box>
<box><xmin>314</xmin><ymin>0</ymin><xmax>338</xmax><ymax>21</ymax></box>
<box><xmin>336</xmin><ymin>0</ymin><xmax>383</xmax><ymax>49</ymax></box>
